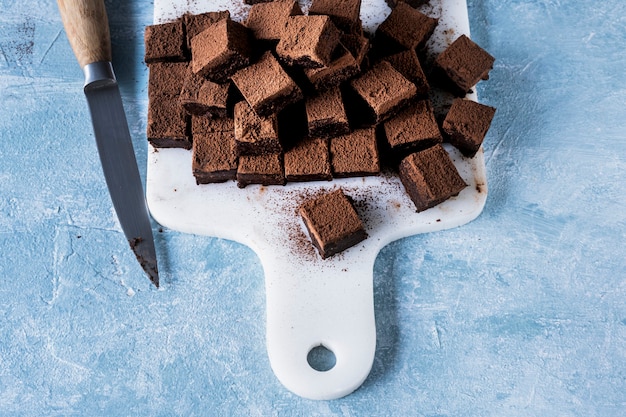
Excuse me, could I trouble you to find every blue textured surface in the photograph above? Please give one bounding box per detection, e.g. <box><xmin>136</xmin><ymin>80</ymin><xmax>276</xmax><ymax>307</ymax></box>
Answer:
<box><xmin>1</xmin><ymin>0</ymin><xmax>625</xmax><ymax>415</ymax></box>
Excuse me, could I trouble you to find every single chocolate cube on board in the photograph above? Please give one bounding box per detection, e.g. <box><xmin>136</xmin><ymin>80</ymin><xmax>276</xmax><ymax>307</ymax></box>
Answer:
<box><xmin>237</xmin><ymin>153</ymin><xmax>286</xmax><ymax>188</ymax></box>
<box><xmin>308</xmin><ymin>0</ymin><xmax>362</xmax><ymax>33</ymax></box>
<box><xmin>299</xmin><ymin>189</ymin><xmax>367</xmax><ymax>259</ymax></box>
<box><xmin>192</xmin><ymin>118</ymin><xmax>238</xmax><ymax>184</ymax></box>
<box><xmin>183</xmin><ymin>10</ymin><xmax>230</xmax><ymax>50</ymax></box>
<box><xmin>375</xmin><ymin>3</ymin><xmax>438</xmax><ymax>51</ymax></box>
<box><xmin>234</xmin><ymin>100</ymin><xmax>282</xmax><ymax>156</ymax></box>
<box><xmin>245</xmin><ymin>0</ymin><xmax>303</xmax><ymax>42</ymax></box>
<box><xmin>284</xmin><ymin>137</ymin><xmax>332</xmax><ymax>182</ymax></box>
<box><xmin>231</xmin><ymin>51</ymin><xmax>303</xmax><ymax>117</ymax></box>
<box><xmin>399</xmin><ymin>144</ymin><xmax>467</xmax><ymax>212</ymax></box>
<box><xmin>383</xmin><ymin>100</ymin><xmax>443</xmax><ymax>160</ymax></box>
<box><xmin>305</xmin><ymin>87</ymin><xmax>350</xmax><ymax>138</ymax></box>
<box><xmin>442</xmin><ymin>98</ymin><xmax>496</xmax><ymax>157</ymax></box>
<box><xmin>329</xmin><ymin>127</ymin><xmax>380</xmax><ymax>177</ymax></box>
<box><xmin>191</xmin><ymin>18</ymin><xmax>252</xmax><ymax>82</ymax></box>
<box><xmin>144</xmin><ymin>20</ymin><xmax>186</xmax><ymax>63</ymax></box>
<box><xmin>433</xmin><ymin>34</ymin><xmax>495</xmax><ymax>96</ymax></box>
<box><xmin>349</xmin><ymin>61</ymin><xmax>417</xmax><ymax>124</ymax></box>
<box><xmin>147</xmin><ymin>99</ymin><xmax>190</xmax><ymax>149</ymax></box>
<box><xmin>179</xmin><ymin>68</ymin><xmax>230</xmax><ymax>117</ymax></box>
<box><xmin>276</xmin><ymin>15</ymin><xmax>341</xmax><ymax>68</ymax></box>
<box><xmin>383</xmin><ymin>49</ymin><xmax>429</xmax><ymax>97</ymax></box>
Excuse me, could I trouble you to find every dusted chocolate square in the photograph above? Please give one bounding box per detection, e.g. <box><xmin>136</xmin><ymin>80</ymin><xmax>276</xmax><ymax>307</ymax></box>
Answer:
<box><xmin>375</xmin><ymin>3</ymin><xmax>438</xmax><ymax>51</ymax></box>
<box><xmin>179</xmin><ymin>67</ymin><xmax>229</xmax><ymax>117</ymax></box>
<box><xmin>299</xmin><ymin>189</ymin><xmax>367</xmax><ymax>259</ymax></box>
<box><xmin>305</xmin><ymin>87</ymin><xmax>350</xmax><ymax>138</ymax></box>
<box><xmin>147</xmin><ymin>99</ymin><xmax>190</xmax><ymax>149</ymax></box>
<box><xmin>442</xmin><ymin>98</ymin><xmax>496</xmax><ymax>157</ymax></box>
<box><xmin>284</xmin><ymin>137</ymin><xmax>332</xmax><ymax>182</ymax></box>
<box><xmin>383</xmin><ymin>50</ymin><xmax>429</xmax><ymax>97</ymax></box>
<box><xmin>330</xmin><ymin>127</ymin><xmax>380</xmax><ymax>177</ymax></box>
<box><xmin>399</xmin><ymin>144</ymin><xmax>467</xmax><ymax>212</ymax></box>
<box><xmin>191</xmin><ymin>18</ymin><xmax>252</xmax><ymax>82</ymax></box>
<box><xmin>192</xmin><ymin>118</ymin><xmax>238</xmax><ymax>184</ymax></box>
<box><xmin>231</xmin><ymin>51</ymin><xmax>303</xmax><ymax>117</ymax></box>
<box><xmin>433</xmin><ymin>34</ymin><xmax>495</xmax><ymax>96</ymax></box>
<box><xmin>237</xmin><ymin>153</ymin><xmax>285</xmax><ymax>188</ymax></box>
<box><xmin>349</xmin><ymin>61</ymin><xmax>417</xmax><ymax>123</ymax></box>
<box><xmin>304</xmin><ymin>44</ymin><xmax>360</xmax><ymax>92</ymax></box>
<box><xmin>383</xmin><ymin>100</ymin><xmax>443</xmax><ymax>159</ymax></box>
<box><xmin>148</xmin><ymin>62</ymin><xmax>188</xmax><ymax>98</ymax></box>
<box><xmin>234</xmin><ymin>100</ymin><xmax>282</xmax><ymax>156</ymax></box>
<box><xmin>308</xmin><ymin>0</ymin><xmax>362</xmax><ymax>33</ymax></box>
<box><xmin>276</xmin><ymin>15</ymin><xmax>341</xmax><ymax>68</ymax></box>
<box><xmin>144</xmin><ymin>20</ymin><xmax>186</xmax><ymax>63</ymax></box>
<box><xmin>183</xmin><ymin>10</ymin><xmax>230</xmax><ymax>50</ymax></box>
<box><xmin>245</xmin><ymin>0</ymin><xmax>303</xmax><ymax>41</ymax></box>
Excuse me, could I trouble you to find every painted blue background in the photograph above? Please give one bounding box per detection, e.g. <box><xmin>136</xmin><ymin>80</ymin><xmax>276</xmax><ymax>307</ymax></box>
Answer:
<box><xmin>1</xmin><ymin>0</ymin><xmax>625</xmax><ymax>415</ymax></box>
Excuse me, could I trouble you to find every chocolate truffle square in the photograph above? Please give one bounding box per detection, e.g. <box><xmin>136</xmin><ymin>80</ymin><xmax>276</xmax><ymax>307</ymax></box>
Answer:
<box><xmin>276</xmin><ymin>15</ymin><xmax>341</xmax><ymax>68</ymax></box>
<box><xmin>284</xmin><ymin>137</ymin><xmax>332</xmax><ymax>182</ymax></box>
<box><xmin>148</xmin><ymin>62</ymin><xmax>189</xmax><ymax>98</ymax></box>
<box><xmin>305</xmin><ymin>87</ymin><xmax>350</xmax><ymax>138</ymax></box>
<box><xmin>383</xmin><ymin>100</ymin><xmax>443</xmax><ymax>159</ymax></box>
<box><xmin>299</xmin><ymin>189</ymin><xmax>367</xmax><ymax>259</ymax></box>
<box><xmin>192</xmin><ymin>118</ymin><xmax>238</xmax><ymax>184</ymax></box>
<box><xmin>234</xmin><ymin>100</ymin><xmax>282</xmax><ymax>156</ymax></box>
<box><xmin>147</xmin><ymin>99</ymin><xmax>190</xmax><ymax>149</ymax></box>
<box><xmin>237</xmin><ymin>153</ymin><xmax>285</xmax><ymax>188</ymax></box>
<box><xmin>434</xmin><ymin>34</ymin><xmax>495</xmax><ymax>96</ymax></box>
<box><xmin>399</xmin><ymin>144</ymin><xmax>467</xmax><ymax>212</ymax></box>
<box><xmin>191</xmin><ymin>18</ymin><xmax>251</xmax><ymax>82</ymax></box>
<box><xmin>179</xmin><ymin>67</ymin><xmax>230</xmax><ymax>117</ymax></box>
<box><xmin>231</xmin><ymin>51</ymin><xmax>303</xmax><ymax>117</ymax></box>
<box><xmin>304</xmin><ymin>44</ymin><xmax>361</xmax><ymax>92</ymax></box>
<box><xmin>442</xmin><ymin>98</ymin><xmax>496</xmax><ymax>157</ymax></box>
<box><xmin>144</xmin><ymin>20</ymin><xmax>186</xmax><ymax>63</ymax></box>
<box><xmin>383</xmin><ymin>50</ymin><xmax>429</xmax><ymax>97</ymax></box>
<box><xmin>245</xmin><ymin>0</ymin><xmax>303</xmax><ymax>42</ymax></box>
<box><xmin>330</xmin><ymin>127</ymin><xmax>380</xmax><ymax>177</ymax></box>
<box><xmin>375</xmin><ymin>2</ymin><xmax>438</xmax><ymax>51</ymax></box>
<box><xmin>184</xmin><ymin>10</ymin><xmax>230</xmax><ymax>50</ymax></box>
<box><xmin>308</xmin><ymin>0</ymin><xmax>362</xmax><ymax>33</ymax></box>
<box><xmin>349</xmin><ymin>61</ymin><xmax>417</xmax><ymax>124</ymax></box>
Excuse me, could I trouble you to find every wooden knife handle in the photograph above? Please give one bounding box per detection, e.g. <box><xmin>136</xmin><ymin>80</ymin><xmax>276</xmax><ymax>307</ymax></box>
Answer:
<box><xmin>57</xmin><ymin>0</ymin><xmax>112</xmax><ymax>68</ymax></box>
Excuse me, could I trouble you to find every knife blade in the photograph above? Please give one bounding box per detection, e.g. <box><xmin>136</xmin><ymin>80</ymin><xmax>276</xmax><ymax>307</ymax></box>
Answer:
<box><xmin>57</xmin><ymin>0</ymin><xmax>159</xmax><ymax>287</ymax></box>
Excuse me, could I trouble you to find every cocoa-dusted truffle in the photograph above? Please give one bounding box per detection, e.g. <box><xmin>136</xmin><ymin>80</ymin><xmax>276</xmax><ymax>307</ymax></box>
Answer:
<box><xmin>398</xmin><ymin>144</ymin><xmax>467</xmax><ymax>212</ymax></box>
<box><xmin>299</xmin><ymin>189</ymin><xmax>367</xmax><ymax>259</ymax></box>
<box><xmin>148</xmin><ymin>62</ymin><xmax>189</xmax><ymax>98</ymax></box>
<box><xmin>144</xmin><ymin>20</ymin><xmax>186</xmax><ymax>63</ymax></box>
<box><xmin>245</xmin><ymin>0</ymin><xmax>303</xmax><ymax>42</ymax></box>
<box><xmin>330</xmin><ymin>127</ymin><xmax>380</xmax><ymax>177</ymax></box>
<box><xmin>284</xmin><ymin>137</ymin><xmax>332</xmax><ymax>182</ymax></box>
<box><xmin>147</xmin><ymin>99</ymin><xmax>190</xmax><ymax>149</ymax></box>
<box><xmin>234</xmin><ymin>100</ymin><xmax>282</xmax><ymax>156</ymax></box>
<box><xmin>179</xmin><ymin>67</ymin><xmax>230</xmax><ymax>117</ymax></box>
<box><xmin>183</xmin><ymin>10</ymin><xmax>230</xmax><ymax>50</ymax></box>
<box><xmin>276</xmin><ymin>15</ymin><xmax>341</xmax><ymax>68</ymax></box>
<box><xmin>231</xmin><ymin>51</ymin><xmax>303</xmax><ymax>117</ymax></box>
<box><xmin>304</xmin><ymin>44</ymin><xmax>360</xmax><ymax>92</ymax></box>
<box><xmin>442</xmin><ymin>98</ymin><xmax>496</xmax><ymax>157</ymax></box>
<box><xmin>383</xmin><ymin>100</ymin><xmax>443</xmax><ymax>160</ymax></box>
<box><xmin>349</xmin><ymin>61</ymin><xmax>417</xmax><ymax>124</ymax></box>
<box><xmin>192</xmin><ymin>118</ymin><xmax>238</xmax><ymax>184</ymax></box>
<box><xmin>308</xmin><ymin>0</ymin><xmax>362</xmax><ymax>33</ymax></box>
<box><xmin>375</xmin><ymin>2</ymin><xmax>438</xmax><ymax>51</ymax></box>
<box><xmin>433</xmin><ymin>34</ymin><xmax>495</xmax><ymax>96</ymax></box>
<box><xmin>383</xmin><ymin>49</ymin><xmax>429</xmax><ymax>97</ymax></box>
<box><xmin>191</xmin><ymin>18</ymin><xmax>252</xmax><ymax>82</ymax></box>
<box><xmin>305</xmin><ymin>87</ymin><xmax>350</xmax><ymax>138</ymax></box>
<box><xmin>237</xmin><ymin>153</ymin><xmax>285</xmax><ymax>188</ymax></box>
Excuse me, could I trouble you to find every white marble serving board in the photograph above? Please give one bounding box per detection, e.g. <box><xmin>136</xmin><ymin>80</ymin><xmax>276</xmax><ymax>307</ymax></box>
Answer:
<box><xmin>147</xmin><ymin>0</ymin><xmax>486</xmax><ymax>400</ymax></box>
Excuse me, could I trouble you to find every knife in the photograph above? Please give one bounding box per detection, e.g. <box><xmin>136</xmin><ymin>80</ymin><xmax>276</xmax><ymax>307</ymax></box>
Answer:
<box><xmin>57</xmin><ymin>0</ymin><xmax>159</xmax><ymax>287</ymax></box>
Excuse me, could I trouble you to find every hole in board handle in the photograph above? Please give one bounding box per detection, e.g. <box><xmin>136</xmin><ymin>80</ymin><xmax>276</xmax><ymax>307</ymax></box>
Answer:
<box><xmin>307</xmin><ymin>344</ymin><xmax>336</xmax><ymax>372</ymax></box>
